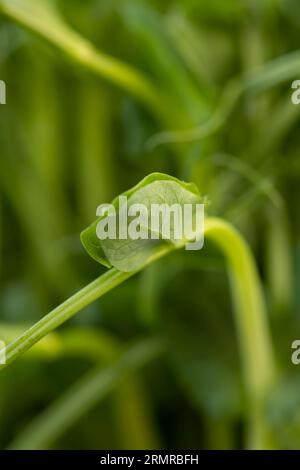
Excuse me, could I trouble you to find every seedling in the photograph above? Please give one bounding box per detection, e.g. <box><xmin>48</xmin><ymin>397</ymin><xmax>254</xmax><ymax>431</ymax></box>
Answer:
<box><xmin>2</xmin><ymin>0</ymin><xmax>296</xmax><ymax>450</ymax></box>
<box><xmin>0</xmin><ymin>173</ymin><xmax>276</xmax><ymax>449</ymax></box>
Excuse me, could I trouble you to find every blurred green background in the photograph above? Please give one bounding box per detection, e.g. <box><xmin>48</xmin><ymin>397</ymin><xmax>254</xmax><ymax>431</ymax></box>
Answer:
<box><xmin>0</xmin><ymin>0</ymin><xmax>300</xmax><ymax>450</ymax></box>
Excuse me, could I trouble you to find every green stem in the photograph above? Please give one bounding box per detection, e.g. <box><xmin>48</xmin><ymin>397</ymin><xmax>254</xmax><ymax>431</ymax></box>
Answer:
<box><xmin>1</xmin><ymin>269</ymin><xmax>131</xmax><ymax>368</ymax></box>
<box><xmin>8</xmin><ymin>338</ymin><xmax>162</xmax><ymax>450</ymax></box>
<box><xmin>1</xmin><ymin>217</ymin><xmax>276</xmax><ymax>449</ymax></box>
<box><xmin>0</xmin><ymin>323</ymin><xmax>119</xmax><ymax>363</ymax></box>
<box><xmin>77</xmin><ymin>82</ymin><xmax>115</xmax><ymax>223</ymax></box>
<box><xmin>205</xmin><ymin>416</ymin><xmax>234</xmax><ymax>450</ymax></box>
<box><xmin>0</xmin><ymin>244</ymin><xmax>172</xmax><ymax>369</ymax></box>
<box><xmin>205</xmin><ymin>217</ymin><xmax>276</xmax><ymax>449</ymax></box>
<box><xmin>1</xmin><ymin>321</ymin><xmax>160</xmax><ymax>449</ymax></box>
<box><xmin>147</xmin><ymin>47</ymin><xmax>300</xmax><ymax>149</ymax></box>
<box><xmin>265</xmin><ymin>206</ymin><xmax>292</xmax><ymax>315</ymax></box>
<box><xmin>0</xmin><ymin>0</ymin><xmax>167</xmax><ymax>119</ymax></box>
<box><xmin>113</xmin><ymin>377</ymin><xmax>161</xmax><ymax>450</ymax></box>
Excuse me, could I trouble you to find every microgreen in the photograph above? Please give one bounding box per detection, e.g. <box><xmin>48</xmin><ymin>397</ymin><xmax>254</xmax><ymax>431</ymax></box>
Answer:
<box><xmin>1</xmin><ymin>173</ymin><xmax>276</xmax><ymax>448</ymax></box>
<box><xmin>1</xmin><ymin>0</ymin><xmax>297</xmax><ymax>451</ymax></box>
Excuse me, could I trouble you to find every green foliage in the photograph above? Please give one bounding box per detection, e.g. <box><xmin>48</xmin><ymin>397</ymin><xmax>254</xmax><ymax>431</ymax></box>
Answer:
<box><xmin>0</xmin><ymin>0</ymin><xmax>164</xmax><ymax>114</ymax></box>
<box><xmin>81</xmin><ymin>173</ymin><xmax>201</xmax><ymax>271</ymax></box>
<box><xmin>0</xmin><ymin>0</ymin><xmax>299</xmax><ymax>452</ymax></box>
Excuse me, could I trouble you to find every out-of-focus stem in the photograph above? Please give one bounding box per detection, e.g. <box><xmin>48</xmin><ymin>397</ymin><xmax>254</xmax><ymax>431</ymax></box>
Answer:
<box><xmin>0</xmin><ymin>0</ymin><xmax>168</xmax><ymax>120</ymax></box>
<box><xmin>7</xmin><ymin>338</ymin><xmax>163</xmax><ymax>450</ymax></box>
<box><xmin>77</xmin><ymin>82</ymin><xmax>115</xmax><ymax>223</ymax></box>
<box><xmin>266</xmin><ymin>207</ymin><xmax>292</xmax><ymax>315</ymax></box>
<box><xmin>205</xmin><ymin>217</ymin><xmax>276</xmax><ymax>449</ymax></box>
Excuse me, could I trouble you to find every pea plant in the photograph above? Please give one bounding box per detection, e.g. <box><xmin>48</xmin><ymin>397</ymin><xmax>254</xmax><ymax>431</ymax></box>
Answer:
<box><xmin>0</xmin><ymin>0</ymin><xmax>300</xmax><ymax>451</ymax></box>
<box><xmin>1</xmin><ymin>172</ymin><xmax>275</xmax><ymax>449</ymax></box>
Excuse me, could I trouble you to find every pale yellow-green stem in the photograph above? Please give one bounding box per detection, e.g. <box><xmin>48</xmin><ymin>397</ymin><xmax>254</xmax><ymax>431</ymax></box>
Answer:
<box><xmin>205</xmin><ymin>218</ymin><xmax>276</xmax><ymax>448</ymax></box>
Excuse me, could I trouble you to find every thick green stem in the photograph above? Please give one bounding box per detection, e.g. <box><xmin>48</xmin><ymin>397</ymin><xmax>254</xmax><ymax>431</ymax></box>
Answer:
<box><xmin>205</xmin><ymin>218</ymin><xmax>276</xmax><ymax>448</ymax></box>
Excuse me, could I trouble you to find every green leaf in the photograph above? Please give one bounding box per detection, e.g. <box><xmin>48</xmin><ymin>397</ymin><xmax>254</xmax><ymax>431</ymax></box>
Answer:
<box><xmin>80</xmin><ymin>173</ymin><xmax>202</xmax><ymax>272</ymax></box>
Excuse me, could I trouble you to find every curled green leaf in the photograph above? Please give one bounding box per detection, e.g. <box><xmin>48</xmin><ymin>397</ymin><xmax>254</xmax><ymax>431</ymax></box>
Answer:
<box><xmin>80</xmin><ymin>173</ymin><xmax>202</xmax><ymax>272</ymax></box>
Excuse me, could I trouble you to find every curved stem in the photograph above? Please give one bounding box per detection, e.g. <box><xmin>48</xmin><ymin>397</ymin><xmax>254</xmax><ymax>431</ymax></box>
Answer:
<box><xmin>0</xmin><ymin>0</ymin><xmax>167</xmax><ymax>119</ymax></box>
<box><xmin>147</xmin><ymin>47</ymin><xmax>300</xmax><ymax>149</ymax></box>
<box><xmin>205</xmin><ymin>217</ymin><xmax>276</xmax><ymax>448</ymax></box>
<box><xmin>0</xmin><ymin>217</ymin><xmax>276</xmax><ymax>449</ymax></box>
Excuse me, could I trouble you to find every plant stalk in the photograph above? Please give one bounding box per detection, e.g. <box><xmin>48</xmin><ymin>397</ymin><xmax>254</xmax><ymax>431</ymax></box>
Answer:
<box><xmin>1</xmin><ymin>217</ymin><xmax>276</xmax><ymax>449</ymax></box>
<box><xmin>205</xmin><ymin>217</ymin><xmax>276</xmax><ymax>449</ymax></box>
<box><xmin>0</xmin><ymin>244</ymin><xmax>172</xmax><ymax>369</ymax></box>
